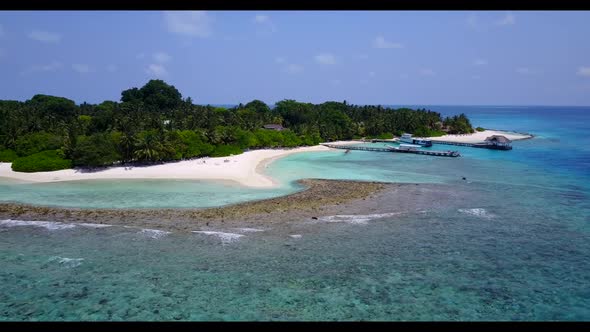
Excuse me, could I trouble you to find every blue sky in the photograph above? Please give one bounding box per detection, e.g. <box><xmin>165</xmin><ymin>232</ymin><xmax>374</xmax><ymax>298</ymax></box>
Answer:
<box><xmin>0</xmin><ymin>11</ymin><xmax>589</xmax><ymax>106</ymax></box>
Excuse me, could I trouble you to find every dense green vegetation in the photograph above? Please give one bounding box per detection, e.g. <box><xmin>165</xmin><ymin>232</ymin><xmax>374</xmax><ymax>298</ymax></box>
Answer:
<box><xmin>443</xmin><ymin>114</ymin><xmax>476</xmax><ymax>134</ymax></box>
<box><xmin>0</xmin><ymin>80</ymin><xmax>474</xmax><ymax>171</ymax></box>
<box><xmin>11</xmin><ymin>150</ymin><xmax>72</xmax><ymax>172</ymax></box>
<box><xmin>0</xmin><ymin>149</ymin><xmax>18</xmax><ymax>162</ymax></box>
<box><xmin>476</xmin><ymin>127</ymin><xmax>485</xmax><ymax>132</ymax></box>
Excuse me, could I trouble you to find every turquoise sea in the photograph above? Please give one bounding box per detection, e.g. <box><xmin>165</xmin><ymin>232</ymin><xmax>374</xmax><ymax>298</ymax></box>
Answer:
<box><xmin>1</xmin><ymin>106</ymin><xmax>589</xmax><ymax>320</ymax></box>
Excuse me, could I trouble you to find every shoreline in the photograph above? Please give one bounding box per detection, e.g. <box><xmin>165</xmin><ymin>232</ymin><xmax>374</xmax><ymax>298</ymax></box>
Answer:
<box><xmin>0</xmin><ymin>179</ymin><xmax>391</xmax><ymax>232</ymax></box>
<box><xmin>0</xmin><ymin>143</ymin><xmax>354</xmax><ymax>188</ymax></box>
<box><xmin>0</xmin><ymin>129</ymin><xmax>532</xmax><ymax>187</ymax></box>
<box><xmin>0</xmin><ymin>179</ymin><xmax>477</xmax><ymax>234</ymax></box>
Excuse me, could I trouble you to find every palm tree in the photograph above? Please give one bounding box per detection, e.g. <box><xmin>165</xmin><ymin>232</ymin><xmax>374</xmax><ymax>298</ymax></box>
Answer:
<box><xmin>134</xmin><ymin>131</ymin><xmax>163</xmax><ymax>162</ymax></box>
<box><xmin>119</xmin><ymin>133</ymin><xmax>135</xmax><ymax>162</ymax></box>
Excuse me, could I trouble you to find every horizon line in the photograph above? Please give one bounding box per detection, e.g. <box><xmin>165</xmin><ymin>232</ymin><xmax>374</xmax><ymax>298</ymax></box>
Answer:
<box><xmin>3</xmin><ymin>96</ymin><xmax>589</xmax><ymax>108</ymax></box>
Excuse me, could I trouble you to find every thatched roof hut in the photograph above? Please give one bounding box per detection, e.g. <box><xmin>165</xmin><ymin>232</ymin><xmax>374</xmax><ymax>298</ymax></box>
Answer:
<box><xmin>485</xmin><ymin>135</ymin><xmax>512</xmax><ymax>145</ymax></box>
<box><xmin>262</xmin><ymin>124</ymin><xmax>285</xmax><ymax>131</ymax></box>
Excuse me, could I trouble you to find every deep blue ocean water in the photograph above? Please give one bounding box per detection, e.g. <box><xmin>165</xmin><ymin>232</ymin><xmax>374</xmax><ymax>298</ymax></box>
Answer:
<box><xmin>0</xmin><ymin>106</ymin><xmax>589</xmax><ymax>321</ymax></box>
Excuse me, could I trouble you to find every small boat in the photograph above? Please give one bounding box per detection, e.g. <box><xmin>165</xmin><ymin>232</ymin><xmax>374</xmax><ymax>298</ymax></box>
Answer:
<box><xmin>386</xmin><ymin>144</ymin><xmax>418</xmax><ymax>152</ymax></box>
<box><xmin>399</xmin><ymin>143</ymin><xmax>421</xmax><ymax>148</ymax></box>
<box><xmin>399</xmin><ymin>133</ymin><xmax>433</xmax><ymax>147</ymax></box>
<box><xmin>344</xmin><ymin>149</ymin><xmax>350</xmax><ymax>154</ymax></box>
<box><xmin>398</xmin><ymin>144</ymin><xmax>420</xmax><ymax>151</ymax></box>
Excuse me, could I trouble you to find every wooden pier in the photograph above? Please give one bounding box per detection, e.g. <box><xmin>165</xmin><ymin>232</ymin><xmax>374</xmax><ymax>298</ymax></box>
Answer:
<box><xmin>431</xmin><ymin>140</ymin><xmax>476</xmax><ymax>147</ymax></box>
<box><xmin>369</xmin><ymin>138</ymin><xmax>399</xmax><ymax>143</ymax></box>
<box><xmin>431</xmin><ymin>140</ymin><xmax>512</xmax><ymax>150</ymax></box>
<box><xmin>321</xmin><ymin>143</ymin><xmax>461</xmax><ymax>157</ymax></box>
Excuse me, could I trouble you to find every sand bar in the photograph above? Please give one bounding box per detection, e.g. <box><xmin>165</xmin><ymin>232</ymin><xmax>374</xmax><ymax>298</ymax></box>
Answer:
<box><xmin>426</xmin><ymin>129</ymin><xmax>532</xmax><ymax>144</ymax></box>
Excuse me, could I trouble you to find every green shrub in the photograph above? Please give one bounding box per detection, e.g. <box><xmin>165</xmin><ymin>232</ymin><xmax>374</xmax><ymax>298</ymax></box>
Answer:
<box><xmin>0</xmin><ymin>149</ymin><xmax>18</xmax><ymax>162</ymax></box>
<box><xmin>11</xmin><ymin>150</ymin><xmax>72</xmax><ymax>172</ymax></box>
<box><xmin>365</xmin><ymin>133</ymin><xmax>393</xmax><ymax>139</ymax></box>
<box><xmin>376</xmin><ymin>132</ymin><xmax>393</xmax><ymax>139</ymax></box>
<box><xmin>72</xmin><ymin>133</ymin><xmax>121</xmax><ymax>167</ymax></box>
<box><xmin>476</xmin><ymin>127</ymin><xmax>485</xmax><ymax>132</ymax></box>
<box><xmin>210</xmin><ymin>145</ymin><xmax>243</xmax><ymax>157</ymax></box>
<box><xmin>281</xmin><ymin>130</ymin><xmax>303</xmax><ymax>147</ymax></box>
<box><xmin>14</xmin><ymin>131</ymin><xmax>63</xmax><ymax>157</ymax></box>
<box><xmin>425</xmin><ymin>129</ymin><xmax>447</xmax><ymax>137</ymax></box>
<box><xmin>301</xmin><ymin>133</ymin><xmax>321</xmax><ymax>146</ymax></box>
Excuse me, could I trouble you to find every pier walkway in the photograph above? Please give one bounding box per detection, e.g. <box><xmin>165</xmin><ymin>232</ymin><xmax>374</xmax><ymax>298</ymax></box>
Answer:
<box><xmin>431</xmin><ymin>140</ymin><xmax>512</xmax><ymax>150</ymax></box>
<box><xmin>321</xmin><ymin>143</ymin><xmax>460</xmax><ymax>157</ymax></box>
<box><xmin>431</xmin><ymin>140</ymin><xmax>477</xmax><ymax>147</ymax></box>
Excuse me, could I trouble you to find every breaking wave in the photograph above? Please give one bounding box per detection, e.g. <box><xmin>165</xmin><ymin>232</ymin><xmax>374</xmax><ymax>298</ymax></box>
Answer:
<box><xmin>458</xmin><ymin>208</ymin><xmax>495</xmax><ymax>219</ymax></box>
<box><xmin>48</xmin><ymin>256</ymin><xmax>84</xmax><ymax>268</ymax></box>
<box><xmin>234</xmin><ymin>228</ymin><xmax>265</xmax><ymax>233</ymax></box>
<box><xmin>192</xmin><ymin>231</ymin><xmax>244</xmax><ymax>244</ymax></box>
<box><xmin>0</xmin><ymin>219</ymin><xmax>76</xmax><ymax>230</ymax></box>
<box><xmin>138</xmin><ymin>228</ymin><xmax>171</xmax><ymax>239</ymax></box>
<box><xmin>316</xmin><ymin>212</ymin><xmax>402</xmax><ymax>225</ymax></box>
<box><xmin>76</xmin><ymin>223</ymin><xmax>112</xmax><ymax>228</ymax></box>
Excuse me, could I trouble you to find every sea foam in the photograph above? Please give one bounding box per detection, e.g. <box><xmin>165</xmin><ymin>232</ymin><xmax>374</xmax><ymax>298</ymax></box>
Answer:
<box><xmin>48</xmin><ymin>256</ymin><xmax>84</xmax><ymax>268</ymax></box>
<box><xmin>77</xmin><ymin>223</ymin><xmax>112</xmax><ymax>228</ymax></box>
<box><xmin>234</xmin><ymin>227</ymin><xmax>265</xmax><ymax>233</ymax></box>
<box><xmin>138</xmin><ymin>228</ymin><xmax>171</xmax><ymax>239</ymax></box>
<box><xmin>458</xmin><ymin>208</ymin><xmax>495</xmax><ymax>219</ymax></box>
<box><xmin>0</xmin><ymin>219</ymin><xmax>76</xmax><ymax>230</ymax></box>
<box><xmin>192</xmin><ymin>231</ymin><xmax>244</xmax><ymax>244</ymax></box>
<box><xmin>317</xmin><ymin>212</ymin><xmax>402</xmax><ymax>225</ymax></box>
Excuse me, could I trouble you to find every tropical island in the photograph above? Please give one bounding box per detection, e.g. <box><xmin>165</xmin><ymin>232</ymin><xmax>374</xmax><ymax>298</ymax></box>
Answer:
<box><xmin>0</xmin><ymin>79</ymin><xmax>480</xmax><ymax>172</ymax></box>
<box><xmin>0</xmin><ymin>79</ymin><xmax>534</xmax><ymax>189</ymax></box>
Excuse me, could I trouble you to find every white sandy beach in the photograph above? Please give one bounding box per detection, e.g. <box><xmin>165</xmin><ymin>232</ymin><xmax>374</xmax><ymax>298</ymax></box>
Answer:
<box><xmin>0</xmin><ymin>142</ymin><xmax>356</xmax><ymax>188</ymax></box>
<box><xmin>426</xmin><ymin>129</ymin><xmax>532</xmax><ymax>144</ymax></box>
<box><xmin>0</xmin><ymin>132</ymin><xmax>531</xmax><ymax>187</ymax></box>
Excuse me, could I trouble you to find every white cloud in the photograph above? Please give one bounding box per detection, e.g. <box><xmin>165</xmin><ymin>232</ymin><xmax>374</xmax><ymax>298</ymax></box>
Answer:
<box><xmin>146</xmin><ymin>63</ymin><xmax>169</xmax><ymax>77</ymax></box>
<box><xmin>106</xmin><ymin>64</ymin><xmax>118</xmax><ymax>72</ymax></box>
<box><xmin>373</xmin><ymin>36</ymin><xmax>403</xmax><ymax>49</ymax></box>
<box><xmin>253</xmin><ymin>14</ymin><xmax>276</xmax><ymax>33</ymax></box>
<box><xmin>577</xmin><ymin>66</ymin><xmax>590</xmax><ymax>77</ymax></box>
<box><xmin>284</xmin><ymin>64</ymin><xmax>303</xmax><ymax>74</ymax></box>
<box><xmin>314</xmin><ymin>53</ymin><xmax>336</xmax><ymax>65</ymax></box>
<box><xmin>369</xmin><ymin>71</ymin><xmax>376</xmax><ymax>77</ymax></box>
<box><xmin>516</xmin><ymin>67</ymin><xmax>532</xmax><ymax>75</ymax></box>
<box><xmin>275</xmin><ymin>57</ymin><xmax>286</xmax><ymax>64</ymax></box>
<box><xmin>466</xmin><ymin>14</ymin><xmax>479</xmax><ymax>28</ymax></box>
<box><xmin>72</xmin><ymin>64</ymin><xmax>91</xmax><ymax>74</ymax></box>
<box><xmin>419</xmin><ymin>68</ymin><xmax>436</xmax><ymax>76</ymax></box>
<box><xmin>254</xmin><ymin>14</ymin><xmax>269</xmax><ymax>24</ymax></box>
<box><xmin>473</xmin><ymin>59</ymin><xmax>488</xmax><ymax>66</ymax></box>
<box><xmin>153</xmin><ymin>52</ymin><xmax>172</xmax><ymax>63</ymax></box>
<box><xmin>496</xmin><ymin>12</ymin><xmax>516</xmax><ymax>26</ymax></box>
<box><xmin>164</xmin><ymin>11</ymin><xmax>213</xmax><ymax>38</ymax></box>
<box><xmin>21</xmin><ymin>61</ymin><xmax>63</xmax><ymax>75</ymax></box>
<box><xmin>28</xmin><ymin>30</ymin><xmax>62</xmax><ymax>43</ymax></box>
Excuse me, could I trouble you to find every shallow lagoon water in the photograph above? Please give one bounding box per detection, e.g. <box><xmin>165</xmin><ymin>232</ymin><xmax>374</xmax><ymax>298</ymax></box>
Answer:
<box><xmin>1</xmin><ymin>106</ymin><xmax>589</xmax><ymax>320</ymax></box>
<box><xmin>0</xmin><ymin>178</ymin><xmax>298</xmax><ymax>209</ymax></box>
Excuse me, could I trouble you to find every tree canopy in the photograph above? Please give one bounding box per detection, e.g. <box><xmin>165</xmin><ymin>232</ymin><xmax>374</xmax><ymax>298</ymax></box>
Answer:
<box><xmin>0</xmin><ymin>79</ymin><xmax>474</xmax><ymax>171</ymax></box>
